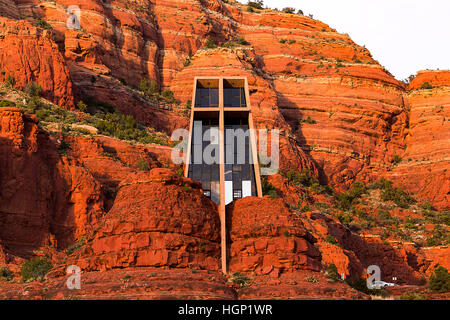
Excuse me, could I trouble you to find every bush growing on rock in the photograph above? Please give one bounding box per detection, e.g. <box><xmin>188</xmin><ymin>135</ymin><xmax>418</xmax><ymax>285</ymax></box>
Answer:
<box><xmin>34</xmin><ymin>18</ymin><xmax>52</xmax><ymax>30</ymax></box>
<box><xmin>161</xmin><ymin>89</ymin><xmax>177</xmax><ymax>104</ymax></box>
<box><xmin>0</xmin><ymin>267</ymin><xmax>14</xmax><ymax>282</ymax></box>
<box><xmin>305</xmin><ymin>275</ymin><xmax>319</xmax><ymax>283</ymax></box>
<box><xmin>21</xmin><ymin>257</ymin><xmax>52</xmax><ymax>282</ymax></box>
<box><xmin>282</xmin><ymin>7</ymin><xmax>295</xmax><ymax>14</ymax></box>
<box><xmin>261</xmin><ymin>178</ymin><xmax>278</xmax><ymax>198</ymax></box>
<box><xmin>247</xmin><ymin>1</ymin><xmax>263</xmax><ymax>10</ymax></box>
<box><xmin>24</xmin><ymin>83</ymin><xmax>43</xmax><ymax>97</ymax></box>
<box><xmin>325</xmin><ymin>234</ymin><xmax>339</xmax><ymax>245</ymax></box>
<box><xmin>397</xmin><ymin>292</ymin><xmax>426</xmax><ymax>300</ymax></box>
<box><xmin>420</xmin><ymin>81</ymin><xmax>433</xmax><ymax>90</ymax></box>
<box><xmin>426</xmin><ymin>226</ymin><xmax>449</xmax><ymax>246</ymax></box>
<box><xmin>5</xmin><ymin>74</ymin><xmax>15</xmax><ymax>88</ymax></box>
<box><xmin>0</xmin><ymin>100</ymin><xmax>15</xmax><ymax>108</ymax></box>
<box><xmin>326</xmin><ymin>263</ymin><xmax>340</xmax><ymax>281</ymax></box>
<box><xmin>229</xmin><ymin>272</ymin><xmax>252</xmax><ymax>287</ymax></box>
<box><xmin>77</xmin><ymin>100</ymin><xmax>88</xmax><ymax>112</ymax></box>
<box><xmin>140</xmin><ymin>78</ymin><xmax>158</xmax><ymax>97</ymax></box>
<box><xmin>66</xmin><ymin>237</ymin><xmax>85</xmax><ymax>255</ymax></box>
<box><xmin>137</xmin><ymin>158</ymin><xmax>150</xmax><ymax>171</ymax></box>
<box><xmin>336</xmin><ymin>181</ymin><xmax>366</xmax><ymax>211</ymax></box>
<box><xmin>368</xmin><ymin>178</ymin><xmax>415</xmax><ymax>208</ymax></box>
<box><xmin>205</xmin><ymin>36</ymin><xmax>217</xmax><ymax>49</ymax></box>
<box><xmin>429</xmin><ymin>266</ymin><xmax>450</xmax><ymax>293</ymax></box>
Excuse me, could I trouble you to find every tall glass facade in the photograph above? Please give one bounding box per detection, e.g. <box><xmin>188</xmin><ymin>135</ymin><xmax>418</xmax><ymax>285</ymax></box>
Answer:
<box><xmin>224</xmin><ymin>119</ymin><xmax>257</xmax><ymax>204</ymax></box>
<box><xmin>188</xmin><ymin>78</ymin><xmax>258</xmax><ymax>206</ymax></box>
<box><xmin>188</xmin><ymin>119</ymin><xmax>220</xmax><ymax>203</ymax></box>
<box><xmin>224</xmin><ymin>87</ymin><xmax>246</xmax><ymax>108</ymax></box>
<box><xmin>195</xmin><ymin>87</ymin><xmax>219</xmax><ymax>108</ymax></box>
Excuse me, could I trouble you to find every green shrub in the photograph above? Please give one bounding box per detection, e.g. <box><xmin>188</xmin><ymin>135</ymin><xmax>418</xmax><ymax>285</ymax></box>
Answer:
<box><xmin>325</xmin><ymin>234</ymin><xmax>338</xmax><ymax>245</ymax></box>
<box><xmin>0</xmin><ymin>267</ymin><xmax>14</xmax><ymax>282</ymax></box>
<box><xmin>230</xmin><ymin>272</ymin><xmax>252</xmax><ymax>287</ymax></box>
<box><xmin>426</xmin><ymin>226</ymin><xmax>449</xmax><ymax>246</ymax></box>
<box><xmin>337</xmin><ymin>213</ymin><xmax>353</xmax><ymax>226</ymax></box>
<box><xmin>0</xmin><ymin>100</ymin><xmax>15</xmax><ymax>108</ymax></box>
<box><xmin>58</xmin><ymin>140</ymin><xmax>71</xmax><ymax>156</ymax></box>
<box><xmin>327</xmin><ymin>263</ymin><xmax>340</xmax><ymax>281</ymax></box>
<box><xmin>282</xmin><ymin>7</ymin><xmax>295</xmax><ymax>14</ymax></box>
<box><xmin>261</xmin><ymin>178</ymin><xmax>278</xmax><ymax>198</ymax></box>
<box><xmin>279</xmin><ymin>39</ymin><xmax>287</xmax><ymax>44</ymax></box>
<box><xmin>247</xmin><ymin>1</ymin><xmax>263</xmax><ymax>10</ymax></box>
<box><xmin>397</xmin><ymin>292</ymin><xmax>426</xmax><ymax>300</ymax></box>
<box><xmin>66</xmin><ymin>237</ymin><xmax>85</xmax><ymax>255</ymax></box>
<box><xmin>305</xmin><ymin>275</ymin><xmax>319</xmax><ymax>283</ymax></box>
<box><xmin>161</xmin><ymin>89</ymin><xmax>177</xmax><ymax>104</ymax></box>
<box><xmin>21</xmin><ymin>257</ymin><xmax>52</xmax><ymax>282</ymax></box>
<box><xmin>337</xmin><ymin>181</ymin><xmax>366</xmax><ymax>211</ymax></box>
<box><xmin>286</xmin><ymin>169</ymin><xmax>316</xmax><ymax>188</ymax></box>
<box><xmin>392</xmin><ymin>154</ymin><xmax>402</xmax><ymax>165</ymax></box>
<box><xmin>77</xmin><ymin>101</ymin><xmax>88</xmax><ymax>112</ymax></box>
<box><xmin>5</xmin><ymin>74</ymin><xmax>15</xmax><ymax>87</ymax></box>
<box><xmin>137</xmin><ymin>158</ymin><xmax>149</xmax><ymax>171</ymax></box>
<box><xmin>24</xmin><ymin>83</ymin><xmax>43</xmax><ymax>97</ymax></box>
<box><xmin>421</xmin><ymin>201</ymin><xmax>434</xmax><ymax>211</ymax></box>
<box><xmin>205</xmin><ymin>36</ymin><xmax>217</xmax><ymax>49</ymax></box>
<box><xmin>346</xmin><ymin>277</ymin><xmax>388</xmax><ymax>297</ymax></box>
<box><xmin>420</xmin><ymin>81</ymin><xmax>433</xmax><ymax>90</ymax></box>
<box><xmin>140</xmin><ymin>78</ymin><xmax>158</xmax><ymax>97</ymax></box>
<box><xmin>299</xmin><ymin>205</ymin><xmax>311</xmax><ymax>213</ymax></box>
<box><xmin>378</xmin><ymin>210</ymin><xmax>396</xmax><ymax>226</ymax></box>
<box><xmin>237</xmin><ymin>37</ymin><xmax>250</xmax><ymax>45</ymax></box>
<box><xmin>82</xmin><ymin>100</ymin><xmax>169</xmax><ymax>145</ymax></box>
<box><xmin>428</xmin><ymin>266</ymin><xmax>450</xmax><ymax>293</ymax></box>
<box><xmin>370</xmin><ymin>178</ymin><xmax>415</xmax><ymax>208</ymax></box>
<box><xmin>34</xmin><ymin>18</ymin><xmax>52</xmax><ymax>30</ymax></box>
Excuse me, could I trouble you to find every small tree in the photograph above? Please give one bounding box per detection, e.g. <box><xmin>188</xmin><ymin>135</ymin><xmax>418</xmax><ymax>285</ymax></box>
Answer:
<box><xmin>282</xmin><ymin>7</ymin><xmax>295</xmax><ymax>14</ymax></box>
<box><xmin>205</xmin><ymin>36</ymin><xmax>217</xmax><ymax>49</ymax></box>
<box><xmin>327</xmin><ymin>263</ymin><xmax>340</xmax><ymax>281</ymax></box>
<box><xmin>261</xmin><ymin>178</ymin><xmax>278</xmax><ymax>198</ymax></box>
<box><xmin>140</xmin><ymin>78</ymin><xmax>158</xmax><ymax>97</ymax></box>
<box><xmin>247</xmin><ymin>1</ymin><xmax>263</xmax><ymax>10</ymax></box>
<box><xmin>429</xmin><ymin>266</ymin><xmax>450</xmax><ymax>293</ymax></box>
<box><xmin>420</xmin><ymin>81</ymin><xmax>433</xmax><ymax>90</ymax></box>
<box><xmin>5</xmin><ymin>75</ymin><xmax>15</xmax><ymax>88</ymax></box>
<box><xmin>137</xmin><ymin>158</ymin><xmax>149</xmax><ymax>171</ymax></box>
<box><xmin>77</xmin><ymin>100</ymin><xmax>88</xmax><ymax>112</ymax></box>
<box><xmin>21</xmin><ymin>257</ymin><xmax>52</xmax><ymax>282</ymax></box>
<box><xmin>24</xmin><ymin>83</ymin><xmax>43</xmax><ymax>97</ymax></box>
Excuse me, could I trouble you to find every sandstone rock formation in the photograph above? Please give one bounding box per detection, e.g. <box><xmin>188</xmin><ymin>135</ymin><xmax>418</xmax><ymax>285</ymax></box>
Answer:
<box><xmin>0</xmin><ymin>0</ymin><xmax>448</xmax><ymax>300</ymax></box>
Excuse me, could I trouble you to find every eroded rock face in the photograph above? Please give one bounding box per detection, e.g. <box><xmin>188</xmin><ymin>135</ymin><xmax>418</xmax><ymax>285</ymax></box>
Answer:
<box><xmin>68</xmin><ymin>168</ymin><xmax>222</xmax><ymax>272</ymax></box>
<box><xmin>0</xmin><ymin>0</ymin><xmax>448</xmax><ymax>300</ymax></box>
<box><xmin>0</xmin><ymin>108</ymin><xmax>102</xmax><ymax>256</ymax></box>
<box><xmin>0</xmin><ymin>18</ymin><xmax>75</xmax><ymax>109</ymax></box>
<box><xmin>228</xmin><ymin>197</ymin><xmax>321</xmax><ymax>275</ymax></box>
<box><xmin>386</xmin><ymin>71</ymin><xmax>450</xmax><ymax>210</ymax></box>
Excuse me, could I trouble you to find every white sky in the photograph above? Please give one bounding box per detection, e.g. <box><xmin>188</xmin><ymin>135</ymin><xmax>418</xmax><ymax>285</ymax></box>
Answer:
<box><xmin>236</xmin><ymin>0</ymin><xmax>450</xmax><ymax>80</ymax></box>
